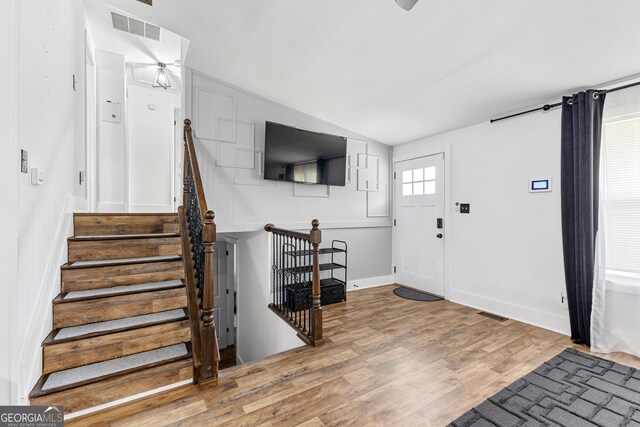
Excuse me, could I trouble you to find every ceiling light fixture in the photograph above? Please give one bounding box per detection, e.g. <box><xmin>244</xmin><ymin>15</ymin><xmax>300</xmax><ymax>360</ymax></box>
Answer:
<box><xmin>395</xmin><ymin>0</ymin><xmax>418</xmax><ymax>11</ymax></box>
<box><xmin>152</xmin><ymin>63</ymin><xmax>170</xmax><ymax>89</ymax></box>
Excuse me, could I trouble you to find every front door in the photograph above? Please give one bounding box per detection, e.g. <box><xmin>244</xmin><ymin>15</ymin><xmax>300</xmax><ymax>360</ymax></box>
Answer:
<box><xmin>394</xmin><ymin>154</ymin><xmax>445</xmax><ymax>296</ymax></box>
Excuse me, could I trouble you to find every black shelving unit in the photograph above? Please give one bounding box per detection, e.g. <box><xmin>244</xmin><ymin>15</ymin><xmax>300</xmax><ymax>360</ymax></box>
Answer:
<box><xmin>283</xmin><ymin>240</ymin><xmax>347</xmax><ymax>311</ymax></box>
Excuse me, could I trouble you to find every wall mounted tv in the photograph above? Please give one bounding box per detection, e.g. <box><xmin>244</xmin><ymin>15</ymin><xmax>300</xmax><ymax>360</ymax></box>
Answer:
<box><xmin>263</xmin><ymin>121</ymin><xmax>347</xmax><ymax>186</ymax></box>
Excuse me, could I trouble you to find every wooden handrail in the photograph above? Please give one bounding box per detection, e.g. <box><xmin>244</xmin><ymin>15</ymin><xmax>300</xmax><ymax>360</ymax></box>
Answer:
<box><xmin>263</xmin><ymin>224</ymin><xmax>311</xmax><ymax>241</ymax></box>
<box><xmin>180</xmin><ymin>119</ymin><xmax>219</xmax><ymax>385</ymax></box>
<box><xmin>183</xmin><ymin>119</ymin><xmax>208</xmax><ymax>219</ymax></box>
<box><xmin>265</xmin><ymin>219</ymin><xmax>324</xmax><ymax>346</ymax></box>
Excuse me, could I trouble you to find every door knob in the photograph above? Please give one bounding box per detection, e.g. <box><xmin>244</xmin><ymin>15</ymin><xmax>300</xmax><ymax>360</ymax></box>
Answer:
<box><xmin>436</xmin><ymin>233</ymin><xmax>443</xmax><ymax>238</ymax></box>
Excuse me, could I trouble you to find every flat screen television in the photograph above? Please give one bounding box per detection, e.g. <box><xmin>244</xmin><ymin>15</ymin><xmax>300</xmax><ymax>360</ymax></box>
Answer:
<box><xmin>263</xmin><ymin>121</ymin><xmax>347</xmax><ymax>186</ymax></box>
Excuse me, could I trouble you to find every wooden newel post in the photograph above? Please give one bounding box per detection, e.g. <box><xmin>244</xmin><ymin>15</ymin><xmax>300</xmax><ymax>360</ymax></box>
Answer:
<box><xmin>201</xmin><ymin>209</ymin><xmax>218</xmax><ymax>381</ymax></box>
<box><xmin>182</xmin><ymin>119</ymin><xmax>191</xmax><ymax>207</ymax></box>
<box><xmin>310</xmin><ymin>219</ymin><xmax>324</xmax><ymax>345</ymax></box>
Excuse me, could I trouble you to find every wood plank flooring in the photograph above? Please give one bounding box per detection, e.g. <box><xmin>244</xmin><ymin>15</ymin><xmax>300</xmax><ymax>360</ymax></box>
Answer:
<box><xmin>67</xmin><ymin>285</ymin><xmax>640</xmax><ymax>426</ymax></box>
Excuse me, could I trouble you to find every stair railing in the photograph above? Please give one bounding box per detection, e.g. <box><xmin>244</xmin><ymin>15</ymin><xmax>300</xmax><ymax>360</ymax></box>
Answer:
<box><xmin>264</xmin><ymin>220</ymin><xmax>324</xmax><ymax>346</ymax></box>
<box><xmin>179</xmin><ymin>118</ymin><xmax>219</xmax><ymax>384</ymax></box>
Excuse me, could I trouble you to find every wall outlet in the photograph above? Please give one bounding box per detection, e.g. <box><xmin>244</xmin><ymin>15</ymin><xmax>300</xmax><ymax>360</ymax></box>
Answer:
<box><xmin>460</xmin><ymin>203</ymin><xmax>470</xmax><ymax>214</ymax></box>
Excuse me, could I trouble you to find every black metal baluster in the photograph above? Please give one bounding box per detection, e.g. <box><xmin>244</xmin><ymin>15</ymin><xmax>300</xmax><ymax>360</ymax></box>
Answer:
<box><xmin>279</xmin><ymin>233</ymin><xmax>284</xmax><ymax>314</ymax></box>
<box><xmin>304</xmin><ymin>240</ymin><xmax>313</xmax><ymax>336</ymax></box>
<box><xmin>283</xmin><ymin>234</ymin><xmax>288</xmax><ymax>319</ymax></box>
<box><xmin>303</xmin><ymin>240</ymin><xmax>307</xmax><ymax>333</ymax></box>
<box><xmin>276</xmin><ymin>233</ymin><xmax>280</xmax><ymax>311</ymax></box>
<box><xmin>298</xmin><ymin>237</ymin><xmax>302</xmax><ymax>327</ymax></box>
<box><xmin>287</xmin><ymin>235</ymin><xmax>292</xmax><ymax>321</ymax></box>
<box><xmin>271</xmin><ymin>231</ymin><xmax>275</xmax><ymax>307</ymax></box>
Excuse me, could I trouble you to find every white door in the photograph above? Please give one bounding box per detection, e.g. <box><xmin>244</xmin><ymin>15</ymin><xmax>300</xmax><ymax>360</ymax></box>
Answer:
<box><xmin>394</xmin><ymin>154</ymin><xmax>445</xmax><ymax>296</ymax></box>
<box><xmin>214</xmin><ymin>241</ymin><xmax>230</xmax><ymax>349</ymax></box>
<box><xmin>173</xmin><ymin>109</ymin><xmax>183</xmax><ymax>211</ymax></box>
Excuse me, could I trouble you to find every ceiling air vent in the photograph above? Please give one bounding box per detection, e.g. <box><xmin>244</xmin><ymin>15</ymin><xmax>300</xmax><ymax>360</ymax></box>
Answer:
<box><xmin>111</xmin><ymin>12</ymin><xmax>161</xmax><ymax>41</ymax></box>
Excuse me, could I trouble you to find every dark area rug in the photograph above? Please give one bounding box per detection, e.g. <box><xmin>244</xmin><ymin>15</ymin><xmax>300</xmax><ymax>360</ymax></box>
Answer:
<box><xmin>449</xmin><ymin>348</ymin><xmax>640</xmax><ymax>427</ymax></box>
<box><xmin>393</xmin><ymin>286</ymin><xmax>443</xmax><ymax>301</ymax></box>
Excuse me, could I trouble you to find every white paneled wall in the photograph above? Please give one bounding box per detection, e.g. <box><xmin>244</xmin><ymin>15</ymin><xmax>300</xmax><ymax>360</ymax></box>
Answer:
<box><xmin>187</xmin><ymin>69</ymin><xmax>393</xmax><ymax>233</ymax></box>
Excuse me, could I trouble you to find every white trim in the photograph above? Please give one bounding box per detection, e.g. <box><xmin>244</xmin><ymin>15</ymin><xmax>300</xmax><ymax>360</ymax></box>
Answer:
<box><xmin>392</xmin><ymin>144</ymin><xmax>452</xmax><ymax>300</ymax></box>
<box><xmin>19</xmin><ymin>195</ymin><xmax>75</xmax><ymax>404</ymax></box>
<box><xmin>218</xmin><ymin>221</ymin><xmax>392</xmax><ymax>234</ymax></box>
<box><xmin>4</xmin><ymin>0</ymin><xmax>20</xmax><ymax>405</ymax></box>
<box><xmin>347</xmin><ymin>275</ymin><xmax>394</xmax><ymax>292</ymax></box>
<box><xmin>293</xmin><ymin>183</ymin><xmax>331</xmax><ymax>198</ymax></box>
<box><xmin>189</xmin><ymin>69</ymin><xmax>379</xmax><ymax>144</ymax></box>
<box><xmin>128</xmin><ymin>203</ymin><xmax>174</xmax><ymax>213</ymax></box>
<box><xmin>97</xmin><ymin>202</ymin><xmax>128</xmax><ymax>212</ymax></box>
<box><xmin>448</xmin><ymin>288</ymin><xmax>570</xmax><ymax>336</ymax></box>
<box><xmin>64</xmin><ymin>379</ymin><xmax>193</xmax><ymax>421</ymax></box>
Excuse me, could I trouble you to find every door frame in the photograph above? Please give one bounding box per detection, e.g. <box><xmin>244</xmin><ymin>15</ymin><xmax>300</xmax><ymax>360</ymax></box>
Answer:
<box><xmin>392</xmin><ymin>143</ymin><xmax>451</xmax><ymax>299</ymax></box>
<box><xmin>173</xmin><ymin>108</ymin><xmax>182</xmax><ymax>211</ymax></box>
<box><xmin>85</xmin><ymin>30</ymin><xmax>97</xmax><ymax>212</ymax></box>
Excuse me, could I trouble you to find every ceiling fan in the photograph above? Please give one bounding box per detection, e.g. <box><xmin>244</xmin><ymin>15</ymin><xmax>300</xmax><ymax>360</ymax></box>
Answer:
<box><xmin>395</xmin><ymin>0</ymin><xmax>419</xmax><ymax>11</ymax></box>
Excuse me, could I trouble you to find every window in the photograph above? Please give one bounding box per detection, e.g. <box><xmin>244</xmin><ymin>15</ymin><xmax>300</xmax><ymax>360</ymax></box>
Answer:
<box><xmin>402</xmin><ymin>167</ymin><xmax>436</xmax><ymax>196</ymax></box>
<box><xmin>602</xmin><ymin>114</ymin><xmax>640</xmax><ymax>284</ymax></box>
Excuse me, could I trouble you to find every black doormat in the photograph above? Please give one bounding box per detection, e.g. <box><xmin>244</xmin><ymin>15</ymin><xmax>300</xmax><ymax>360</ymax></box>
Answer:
<box><xmin>449</xmin><ymin>348</ymin><xmax>640</xmax><ymax>427</ymax></box>
<box><xmin>393</xmin><ymin>286</ymin><xmax>443</xmax><ymax>301</ymax></box>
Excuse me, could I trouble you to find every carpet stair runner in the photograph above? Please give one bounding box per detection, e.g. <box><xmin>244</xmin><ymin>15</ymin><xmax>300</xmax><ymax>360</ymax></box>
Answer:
<box><xmin>29</xmin><ymin>213</ymin><xmax>194</xmax><ymax>414</ymax></box>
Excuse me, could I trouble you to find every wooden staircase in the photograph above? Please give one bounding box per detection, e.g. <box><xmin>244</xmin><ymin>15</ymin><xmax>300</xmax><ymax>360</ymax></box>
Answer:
<box><xmin>29</xmin><ymin>213</ymin><xmax>194</xmax><ymax>413</ymax></box>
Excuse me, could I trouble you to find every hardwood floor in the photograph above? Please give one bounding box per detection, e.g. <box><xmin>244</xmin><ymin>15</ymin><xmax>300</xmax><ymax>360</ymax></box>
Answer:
<box><xmin>67</xmin><ymin>285</ymin><xmax>640</xmax><ymax>426</ymax></box>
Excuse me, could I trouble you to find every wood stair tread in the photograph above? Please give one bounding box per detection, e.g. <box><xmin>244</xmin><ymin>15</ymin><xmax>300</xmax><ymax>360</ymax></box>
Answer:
<box><xmin>30</xmin><ymin>343</ymin><xmax>191</xmax><ymax>398</ymax></box>
<box><xmin>53</xmin><ymin>280</ymin><xmax>184</xmax><ymax>304</ymax></box>
<box><xmin>69</xmin><ymin>232</ymin><xmax>180</xmax><ymax>242</ymax></box>
<box><xmin>43</xmin><ymin>308</ymin><xmax>189</xmax><ymax>345</ymax></box>
<box><xmin>61</xmin><ymin>255</ymin><xmax>182</xmax><ymax>270</ymax></box>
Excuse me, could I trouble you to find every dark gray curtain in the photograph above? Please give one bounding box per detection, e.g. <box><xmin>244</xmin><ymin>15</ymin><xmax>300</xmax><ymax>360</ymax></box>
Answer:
<box><xmin>561</xmin><ymin>89</ymin><xmax>606</xmax><ymax>346</ymax></box>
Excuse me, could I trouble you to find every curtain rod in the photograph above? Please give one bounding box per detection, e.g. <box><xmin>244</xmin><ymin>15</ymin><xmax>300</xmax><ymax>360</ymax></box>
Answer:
<box><xmin>490</xmin><ymin>79</ymin><xmax>640</xmax><ymax>123</ymax></box>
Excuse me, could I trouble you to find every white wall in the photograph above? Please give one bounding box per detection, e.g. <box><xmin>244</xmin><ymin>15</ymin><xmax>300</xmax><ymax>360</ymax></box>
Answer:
<box><xmin>127</xmin><ymin>84</ymin><xmax>180</xmax><ymax>212</ymax></box>
<box><xmin>0</xmin><ymin>0</ymin><xmax>20</xmax><ymax>406</ymax></box>
<box><xmin>186</xmin><ymin>70</ymin><xmax>394</xmax><ymax>361</ymax></box>
<box><xmin>14</xmin><ymin>0</ymin><xmax>87</xmax><ymax>404</ymax></box>
<box><xmin>187</xmin><ymin>70</ymin><xmax>393</xmax><ymax>282</ymax></box>
<box><xmin>96</xmin><ymin>49</ymin><xmax>127</xmax><ymax>212</ymax></box>
<box><xmin>187</xmin><ymin>69</ymin><xmax>393</xmax><ymax>232</ymax></box>
<box><xmin>394</xmin><ymin>110</ymin><xmax>570</xmax><ymax>335</ymax></box>
<box><xmin>236</xmin><ymin>231</ymin><xmax>303</xmax><ymax>363</ymax></box>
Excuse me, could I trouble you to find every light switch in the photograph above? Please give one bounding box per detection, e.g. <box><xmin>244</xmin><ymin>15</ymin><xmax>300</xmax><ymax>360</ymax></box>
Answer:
<box><xmin>20</xmin><ymin>149</ymin><xmax>28</xmax><ymax>173</ymax></box>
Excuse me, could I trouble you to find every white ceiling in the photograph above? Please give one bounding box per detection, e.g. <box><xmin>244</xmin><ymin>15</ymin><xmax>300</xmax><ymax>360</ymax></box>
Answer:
<box><xmin>85</xmin><ymin>0</ymin><xmax>182</xmax><ymax>89</ymax></box>
<box><xmin>95</xmin><ymin>0</ymin><xmax>640</xmax><ymax>145</ymax></box>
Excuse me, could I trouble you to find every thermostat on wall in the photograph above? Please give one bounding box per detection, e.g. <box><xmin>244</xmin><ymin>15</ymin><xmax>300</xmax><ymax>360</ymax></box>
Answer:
<box><xmin>529</xmin><ymin>178</ymin><xmax>552</xmax><ymax>193</ymax></box>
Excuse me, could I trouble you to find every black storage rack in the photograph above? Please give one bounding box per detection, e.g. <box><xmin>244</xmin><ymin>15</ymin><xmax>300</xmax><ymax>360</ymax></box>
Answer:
<box><xmin>283</xmin><ymin>240</ymin><xmax>347</xmax><ymax>311</ymax></box>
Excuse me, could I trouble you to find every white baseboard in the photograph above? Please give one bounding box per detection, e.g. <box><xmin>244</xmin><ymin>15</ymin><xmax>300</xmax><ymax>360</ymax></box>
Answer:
<box><xmin>97</xmin><ymin>202</ymin><xmax>127</xmax><ymax>212</ymax></box>
<box><xmin>447</xmin><ymin>288</ymin><xmax>571</xmax><ymax>336</ymax></box>
<box><xmin>347</xmin><ymin>275</ymin><xmax>394</xmax><ymax>292</ymax></box>
<box><xmin>74</xmin><ymin>196</ymin><xmax>88</xmax><ymax>212</ymax></box>
<box><xmin>64</xmin><ymin>379</ymin><xmax>193</xmax><ymax>420</ymax></box>
<box><xmin>129</xmin><ymin>203</ymin><xmax>174</xmax><ymax>213</ymax></box>
<box><xmin>18</xmin><ymin>195</ymin><xmax>75</xmax><ymax>404</ymax></box>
